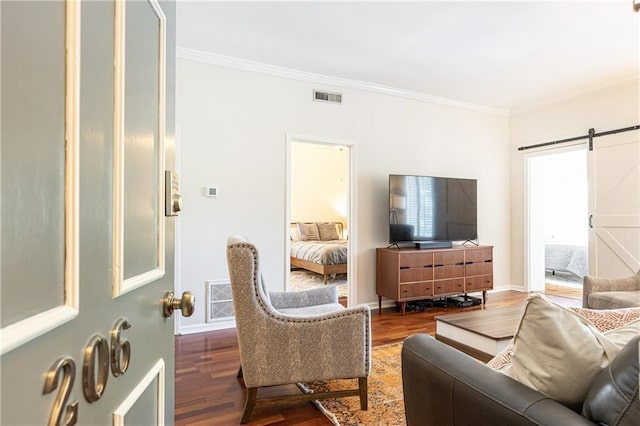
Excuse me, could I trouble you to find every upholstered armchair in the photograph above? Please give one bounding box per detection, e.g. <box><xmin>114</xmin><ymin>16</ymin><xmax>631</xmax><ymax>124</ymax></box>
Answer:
<box><xmin>583</xmin><ymin>269</ymin><xmax>640</xmax><ymax>309</ymax></box>
<box><xmin>226</xmin><ymin>236</ymin><xmax>371</xmax><ymax>423</ymax></box>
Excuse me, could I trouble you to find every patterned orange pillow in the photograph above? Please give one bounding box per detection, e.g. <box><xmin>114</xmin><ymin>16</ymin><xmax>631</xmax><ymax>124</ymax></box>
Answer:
<box><xmin>487</xmin><ymin>340</ymin><xmax>515</xmax><ymax>370</ymax></box>
<box><xmin>569</xmin><ymin>307</ymin><xmax>640</xmax><ymax>332</ymax></box>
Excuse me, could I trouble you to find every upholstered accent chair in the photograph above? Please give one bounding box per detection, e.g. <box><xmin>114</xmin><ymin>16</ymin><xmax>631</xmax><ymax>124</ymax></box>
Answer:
<box><xmin>583</xmin><ymin>269</ymin><xmax>640</xmax><ymax>309</ymax></box>
<box><xmin>226</xmin><ymin>236</ymin><xmax>371</xmax><ymax>423</ymax></box>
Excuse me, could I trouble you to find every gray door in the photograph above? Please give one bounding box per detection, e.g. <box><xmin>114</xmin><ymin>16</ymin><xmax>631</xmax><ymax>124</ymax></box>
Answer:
<box><xmin>1</xmin><ymin>1</ymin><xmax>181</xmax><ymax>424</ymax></box>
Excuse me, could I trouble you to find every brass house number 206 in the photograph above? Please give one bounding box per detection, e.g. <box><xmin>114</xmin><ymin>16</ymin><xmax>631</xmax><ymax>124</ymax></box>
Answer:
<box><xmin>42</xmin><ymin>318</ymin><xmax>132</xmax><ymax>426</ymax></box>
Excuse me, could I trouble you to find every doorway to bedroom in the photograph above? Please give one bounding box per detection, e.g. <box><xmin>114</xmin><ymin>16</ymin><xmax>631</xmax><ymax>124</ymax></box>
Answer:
<box><xmin>285</xmin><ymin>135</ymin><xmax>356</xmax><ymax>306</ymax></box>
<box><xmin>527</xmin><ymin>148</ymin><xmax>588</xmax><ymax>300</ymax></box>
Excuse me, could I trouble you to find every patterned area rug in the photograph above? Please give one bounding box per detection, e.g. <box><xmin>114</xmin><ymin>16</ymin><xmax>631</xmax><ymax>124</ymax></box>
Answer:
<box><xmin>290</xmin><ymin>269</ymin><xmax>348</xmax><ymax>299</ymax></box>
<box><xmin>302</xmin><ymin>342</ymin><xmax>405</xmax><ymax>425</ymax></box>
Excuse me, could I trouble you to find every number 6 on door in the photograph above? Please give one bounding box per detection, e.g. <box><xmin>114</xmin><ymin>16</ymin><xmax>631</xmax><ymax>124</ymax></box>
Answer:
<box><xmin>111</xmin><ymin>317</ymin><xmax>131</xmax><ymax>377</ymax></box>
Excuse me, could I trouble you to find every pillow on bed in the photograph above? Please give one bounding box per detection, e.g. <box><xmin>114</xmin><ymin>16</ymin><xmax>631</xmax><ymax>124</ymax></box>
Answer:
<box><xmin>317</xmin><ymin>222</ymin><xmax>340</xmax><ymax>241</ymax></box>
<box><xmin>297</xmin><ymin>222</ymin><xmax>319</xmax><ymax>241</ymax></box>
<box><xmin>290</xmin><ymin>226</ymin><xmax>300</xmax><ymax>241</ymax></box>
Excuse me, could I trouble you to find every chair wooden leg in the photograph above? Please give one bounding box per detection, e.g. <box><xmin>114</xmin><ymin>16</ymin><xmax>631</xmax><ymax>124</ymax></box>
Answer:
<box><xmin>358</xmin><ymin>377</ymin><xmax>368</xmax><ymax>410</ymax></box>
<box><xmin>236</xmin><ymin>365</ymin><xmax>243</xmax><ymax>379</ymax></box>
<box><xmin>241</xmin><ymin>387</ymin><xmax>257</xmax><ymax>424</ymax></box>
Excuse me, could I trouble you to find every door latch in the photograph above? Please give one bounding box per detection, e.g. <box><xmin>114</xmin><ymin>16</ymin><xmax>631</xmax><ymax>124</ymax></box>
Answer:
<box><xmin>165</xmin><ymin>170</ymin><xmax>182</xmax><ymax>216</ymax></box>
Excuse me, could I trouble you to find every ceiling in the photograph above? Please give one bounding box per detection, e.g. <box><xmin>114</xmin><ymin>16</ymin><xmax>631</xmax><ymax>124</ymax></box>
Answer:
<box><xmin>176</xmin><ymin>1</ymin><xmax>640</xmax><ymax>112</ymax></box>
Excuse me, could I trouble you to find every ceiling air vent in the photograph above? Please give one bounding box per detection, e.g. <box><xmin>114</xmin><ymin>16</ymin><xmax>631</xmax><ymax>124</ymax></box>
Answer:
<box><xmin>313</xmin><ymin>90</ymin><xmax>342</xmax><ymax>104</ymax></box>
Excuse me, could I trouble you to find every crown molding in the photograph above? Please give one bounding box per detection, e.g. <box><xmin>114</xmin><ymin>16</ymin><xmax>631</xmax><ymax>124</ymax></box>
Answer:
<box><xmin>177</xmin><ymin>47</ymin><xmax>511</xmax><ymax>117</ymax></box>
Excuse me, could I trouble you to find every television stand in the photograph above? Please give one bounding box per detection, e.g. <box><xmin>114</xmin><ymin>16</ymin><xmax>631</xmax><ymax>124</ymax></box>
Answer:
<box><xmin>415</xmin><ymin>241</ymin><xmax>452</xmax><ymax>249</ymax></box>
<box><xmin>376</xmin><ymin>245</ymin><xmax>493</xmax><ymax>315</ymax></box>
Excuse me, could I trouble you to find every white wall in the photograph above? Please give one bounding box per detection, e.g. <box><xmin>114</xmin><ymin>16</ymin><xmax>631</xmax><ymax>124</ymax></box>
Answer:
<box><xmin>291</xmin><ymin>142</ymin><xmax>348</xmax><ymax>226</ymax></box>
<box><xmin>176</xmin><ymin>58</ymin><xmax>511</xmax><ymax>333</ymax></box>
<box><xmin>509</xmin><ymin>79</ymin><xmax>640</xmax><ymax>289</ymax></box>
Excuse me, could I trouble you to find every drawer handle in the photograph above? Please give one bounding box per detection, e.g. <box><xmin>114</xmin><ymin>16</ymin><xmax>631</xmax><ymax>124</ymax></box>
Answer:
<box><xmin>423</xmin><ymin>265</ymin><xmax>433</xmax><ymax>268</ymax></box>
<box><xmin>465</xmin><ymin>261</ymin><xmax>473</xmax><ymax>265</ymax></box>
<box><xmin>434</xmin><ymin>264</ymin><xmax>443</xmax><ymax>268</ymax></box>
<box><xmin>400</xmin><ymin>266</ymin><xmax>410</xmax><ymax>270</ymax></box>
<box><xmin>455</xmin><ymin>262</ymin><xmax>464</xmax><ymax>266</ymax></box>
<box><xmin>484</xmin><ymin>260</ymin><xmax>492</xmax><ymax>263</ymax></box>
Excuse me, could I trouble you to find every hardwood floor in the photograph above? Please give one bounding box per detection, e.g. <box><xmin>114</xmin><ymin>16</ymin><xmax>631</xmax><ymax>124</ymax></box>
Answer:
<box><xmin>174</xmin><ymin>291</ymin><xmax>579</xmax><ymax>425</ymax></box>
<box><xmin>545</xmin><ymin>282</ymin><xmax>583</xmax><ymax>300</ymax></box>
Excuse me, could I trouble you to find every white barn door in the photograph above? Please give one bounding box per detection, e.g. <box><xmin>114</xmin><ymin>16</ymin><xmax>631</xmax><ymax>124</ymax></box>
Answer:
<box><xmin>588</xmin><ymin>129</ymin><xmax>640</xmax><ymax>277</ymax></box>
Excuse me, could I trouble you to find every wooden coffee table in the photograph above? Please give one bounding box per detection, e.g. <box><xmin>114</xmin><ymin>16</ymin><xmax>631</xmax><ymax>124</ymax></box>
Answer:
<box><xmin>435</xmin><ymin>305</ymin><xmax>525</xmax><ymax>362</ymax></box>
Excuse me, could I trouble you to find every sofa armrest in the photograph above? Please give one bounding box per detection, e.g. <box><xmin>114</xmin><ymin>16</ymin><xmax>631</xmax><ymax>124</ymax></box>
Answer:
<box><xmin>402</xmin><ymin>334</ymin><xmax>595</xmax><ymax>426</ymax></box>
<box><xmin>269</xmin><ymin>286</ymin><xmax>338</xmax><ymax>309</ymax></box>
<box><xmin>583</xmin><ymin>271</ymin><xmax>640</xmax><ymax>308</ymax></box>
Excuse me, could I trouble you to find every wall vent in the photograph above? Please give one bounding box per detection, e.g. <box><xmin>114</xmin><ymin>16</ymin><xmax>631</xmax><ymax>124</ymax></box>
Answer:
<box><xmin>313</xmin><ymin>90</ymin><xmax>342</xmax><ymax>104</ymax></box>
<box><xmin>206</xmin><ymin>280</ymin><xmax>234</xmax><ymax>322</ymax></box>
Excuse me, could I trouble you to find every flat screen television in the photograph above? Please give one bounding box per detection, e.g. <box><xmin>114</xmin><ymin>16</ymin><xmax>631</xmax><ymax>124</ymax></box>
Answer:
<box><xmin>389</xmin><ymin>174</ymin><xmax>477</xmax><ymax>246</ymax></box>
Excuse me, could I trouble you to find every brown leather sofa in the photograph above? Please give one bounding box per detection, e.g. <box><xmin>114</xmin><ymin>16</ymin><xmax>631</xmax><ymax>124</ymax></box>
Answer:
<box><xmin>401</xmin><ymin>334</ymin><xmax>639</xmax><ymax>426</ymax></box>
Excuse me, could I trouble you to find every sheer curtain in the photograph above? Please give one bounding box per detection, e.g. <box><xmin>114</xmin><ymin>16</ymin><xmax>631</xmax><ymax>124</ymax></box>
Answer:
<box><xmin>405</xmin><ymin>176</ymin><xmax>434</xmax><ymax>239</ymax></box>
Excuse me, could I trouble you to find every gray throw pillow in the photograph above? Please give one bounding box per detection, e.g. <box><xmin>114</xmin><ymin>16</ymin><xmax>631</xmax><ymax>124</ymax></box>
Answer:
<box><xmin>317</xmin><ymin>222</ymin><xmax>340</xmax><ymax>241</ymax></box>
<box><xmin>297</xmin><ymin>222</ymin><xmax>319</xmax><ymax>241</ymax></box>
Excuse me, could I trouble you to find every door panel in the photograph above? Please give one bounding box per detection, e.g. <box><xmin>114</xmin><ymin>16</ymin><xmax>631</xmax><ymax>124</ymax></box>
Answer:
<box><xmin>0</xmin><ymin>0</ymin><xmax>79</xmax><ymax>355</ymax></box>
<box><xmin>114</xmin><ymin>0</ymin><xmax>166</xmax><ymax>296</ymax></box>
<box><xmin>123</xmin><ymin>0</ymin><xmax>161</xmax><ymax>278</ymax></box>
<box><xmin>0</xmin><ymin>1</ymin><xmax>177</xmax><ymax>424</ymax></box>
<box><xmin>588</xmin><ymin>129</ymin><xmax>640</xmax><ymax>277</ymax></box>
<box><xmin>113</xmin><ymin>359</ymin><xmax>165</xmax><ymax>426</ymax></box>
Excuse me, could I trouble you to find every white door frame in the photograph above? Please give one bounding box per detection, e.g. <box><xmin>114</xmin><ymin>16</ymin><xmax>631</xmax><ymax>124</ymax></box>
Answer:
<box><xmin>523</xmin><ymin>142</ymin><xmax>587</xmax><ymax>292</ymax></box>
<box><xmin>285</xmin><ymin>133</ymin><xmax>358</xmax><ymax>305</ymax></box>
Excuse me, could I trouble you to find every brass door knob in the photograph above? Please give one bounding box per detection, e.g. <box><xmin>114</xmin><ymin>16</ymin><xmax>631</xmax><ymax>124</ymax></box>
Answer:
<box><xmin>162</xmin><ymin>291</ymin><xmax>195</xmax><ymax>318</ymax></box>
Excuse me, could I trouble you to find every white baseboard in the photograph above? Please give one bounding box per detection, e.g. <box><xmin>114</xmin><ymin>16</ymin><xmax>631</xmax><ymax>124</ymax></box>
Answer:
<box><xmin>490</xmin><ymin>284</ymin><xmax>519</xmax><ymax>293</ymax></box>
<box><xmin>367</xmin><ymin>299</ymin><xmax>397</xmax><ymax>312</ymax></box>
<box><xmin>177</xmin><ymin>320</ymin><xmax>235</xmax><ymax>335</ymax></box>
<box><xmin>504</xmin><ymin>285</ymin><xmax>526</xmax><ymax>292</ymax></box>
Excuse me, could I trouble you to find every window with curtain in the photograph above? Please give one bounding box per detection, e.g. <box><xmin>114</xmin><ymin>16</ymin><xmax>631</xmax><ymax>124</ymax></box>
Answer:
<box><xmin>405</xmin><ymin>176</ymin><xmax>434</xmax><ymax>239</ymax></box>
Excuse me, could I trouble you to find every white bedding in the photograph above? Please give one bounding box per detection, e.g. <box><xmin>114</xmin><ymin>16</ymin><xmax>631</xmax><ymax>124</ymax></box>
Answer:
<box><xmin>290</xmin><ymin>240</ymin><xmax>348</xmax><ymax>265</ymax></box>
<box><xmin>545</xmin><ymin>243</ymin><xmax>588</xmax><ymax>279</ymax></box>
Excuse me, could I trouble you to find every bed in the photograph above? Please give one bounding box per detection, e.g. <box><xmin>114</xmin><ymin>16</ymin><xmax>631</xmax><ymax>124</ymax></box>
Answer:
<box><xmin>290</xmin><ymin>222</ymin><xmax>348</xmax><ymax>284</ymax></box>
<box><xmin>545</xmin><ymin>243</ymin><xmax>588</xmax><ymax>279</ymax></box>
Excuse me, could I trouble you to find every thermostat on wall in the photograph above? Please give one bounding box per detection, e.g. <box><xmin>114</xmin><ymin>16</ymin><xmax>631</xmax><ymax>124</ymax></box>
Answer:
<box><xmin>205</xmin><ymin>187</ymin><xmax>218</xmax><ymax>198</ymax></box>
